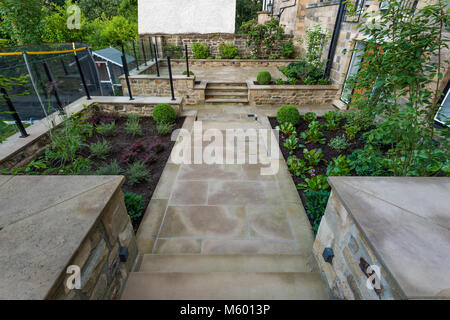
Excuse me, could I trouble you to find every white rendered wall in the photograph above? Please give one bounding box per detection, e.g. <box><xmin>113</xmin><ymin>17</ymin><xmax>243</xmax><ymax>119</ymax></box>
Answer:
<box><xmin>139</xmin><ymin>0</ymin><xmax>236</xmax><ymax>34</ymax></box>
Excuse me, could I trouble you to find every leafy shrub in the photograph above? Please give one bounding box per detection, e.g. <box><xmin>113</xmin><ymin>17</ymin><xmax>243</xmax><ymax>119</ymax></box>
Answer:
<box><xmin>157</xmin><ymin>122</ymin><xmax>175</xmax><ymax>135</ymax></box>
<box><xmin>269</xmin><ymin>54</ymin><xmax>278</xmax><ymax>60</ymax></box>
<box><xmin>348</xmin><ymin>147</ymin><xmax>391</xmax><ymax>176</ymax></box>
<box><xmin>257</xmin><ymin>71</ymin><xmax>271</xmax><ymax>85</ymax></box>
<box><xmin>164</xmin><ymin>45</ymin><xmax>182</xmax><ymax>58</ymax></box>
<box><xmin>89</xmin><ymin>139</ymin><xmax>112</xmax><ymax>159</ymax></box>
<box><xmin>288</xmin><ymin>77</ymin><xmax>298</xmax><ymax>85</ymax></box>
<box><xmin>302</xmin><ymin>112</ymin><xmax>317</xmax><ymax>123</ymax></box>
<box><xmin>297</xmin><ymin>174</ymin><xmax>330</xmax><ymax>192</ymax></box>
<box><xmin>344</xmin><ymin>124</ymin><xmax>360</xmax><ymax>141</ymax></box>
<box><xmin>277</xmin><ymin>105</ymin><xmax>300</xmax><ymax>125</ymax></box>
<box><xmin>120</xmin><ymin>141</ymin><xmax>153</xmax><ymax>164</ymax></box>
<box><xmin>304</xmin><ymin>190</ymin><xmax>331</xmax><ymax>232</ymax></box>
<box><xmin>287</xmin><ymin>156</ymin><xmax>310</xmax><ymax>178</ymax></box>
<box><xmin>87</xmin><ymin>111</ymin><xmax>120</xmax><ymax>125</ymax></box>
<box><xmin>283</xmin><ymin>60</ymin><xmax>324</xmax><ymax>83</ymax></box>
<box><xmin>124</xmin><ymin>192</ymin><xmax>146</xmax><ymax>221</ymax></box>
<box><xmin>96</xmin><ymin>121</ymin><xmax>117</xmax><ymax>136</ymax></box>
<box><xmin>191</xmin><ymin>42</ymin><xmax>210</xmax><ymax>59</ymax></box>
<box><xmin>304</xmin><ymin>77</ymin><xmax>317</xmax><ymax>85</ymax></box>
<box><xmin>326</xmin><ymin>155</ymin><xmax>351</xmax><ymax>176</ymax></box>
<box><xmin>153</xmin><ymin>103</ymin><xmax>176</xmax><ymax>124</ymax></box>
<box><xmin>125</xmin><ymin>114</ymin><xmax>142</xmax><ymax>137</ymax></box>
<box><xmin>219</xmin><ymin>42</ymin><xmax>238</xmax><ymax>59</ymax></box>
<box><xmin>276</xmin><ymin>122</ymin><xmax>296</xmax><ymax>136</ymax></box>
<box><xmin>95</xmin><ymin>160</ymin><xmax>123</xmax><ymax>175</ymax></box>
<box><xmin>284</xmin><ymin>134</ymin><xmax>301</xmax><ymax>155</ymax></box>
<box><xmin>328</xmin><ymin>136</ymin><xmax>351</xmax><ymax>151</ymax></box>
<box><xmin>150</xmin><ymin>138</ymin><xmax>164</xmax><ymax>153</ymax></box>
<box><xmin>317</xmin><ymin>78</ymin><xmax>331</xmax><ymax>85</ymax></box>
<box><xmin>182</xmin><ymin>70</ymin><xmax>195</xmax><ymax>76</ymax></box>
<box><xmin>216</xmin><ymin>55</ymin><xmax>222</xmax><ymax>59</ymax></box>
<box><xmin>275</xmin><ymin>78</ymin><xmax>284</xmax><ymax>85</ymax></box>
<box><xmin>303</xmin><ymin>148</ymin><xmax>324</xmax><ymax>166</ymax></box>
<box><xmin>240</xmin><ymin>18</ymin><xmax>285</xmax><ymax>58</ymax></box>
<box><xmin>126</xmin><ymin>161</ymin><xmax>151</xmax><ymax>185</ymax></box>
<box><xmin>300</xmin><ymin>120</ymin><xmax>326</xmax><ymax>144</ymax></box>
<box><xmin>281</xmin><ymin>41</ymin><xmax>295</xmax><ymax>58</ymax></box>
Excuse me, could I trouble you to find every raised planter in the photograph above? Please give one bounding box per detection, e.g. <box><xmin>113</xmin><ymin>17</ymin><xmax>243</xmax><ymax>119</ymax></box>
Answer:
<box><xmin>171</xmin><ymin>58</ymin><xmax>299</xmax><ymax>68</ymax></box>
<box><xmin>248</xmin><ymin>81</ymin><xmax>339</xmax><ymax>106</ymax></box>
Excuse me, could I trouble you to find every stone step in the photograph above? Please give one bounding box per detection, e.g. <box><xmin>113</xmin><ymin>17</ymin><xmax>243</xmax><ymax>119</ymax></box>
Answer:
<box><xmin>205</xmin><ymin>93</ymin><xmax>248</xmax><ymax>100</ymax></box>
<box><xmin>206</xmin><ymin>86</ymin><xmax>249</xmax><ymax>92</ymax></box>
<box><xmin>206</xmin><ymin>81</ymin><xmax>247</xmax><ymax>87</ymax></box>
<box><xmin>139</xmin><ymin>254</ymin><xmax>311</xmax><ymax>273</ymax></box>
<box><xmin>205</xmin><ymin>98</ymin><xmax>249</xmax><ymax>104</ymax></box>
<box><xmin>121</xmin><ymin>272</ymin><xmax>329</xmax><ymax>300</ymax></box>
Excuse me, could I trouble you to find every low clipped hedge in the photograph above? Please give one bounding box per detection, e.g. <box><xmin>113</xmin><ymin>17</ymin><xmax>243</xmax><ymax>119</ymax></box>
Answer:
<box><xmin>277</xmin><ymin>105</ymin><xmax>300</xmax><ymax>125</ymax></box>
<box><xmin>257</xmin><ymin>71</ymin><xmax>272</xmax><ymax>85</ymax></box>
<box><xmin>153</xmin><ymin>103</ymin><xmax>176</xmax><ymax>124</ymax></box>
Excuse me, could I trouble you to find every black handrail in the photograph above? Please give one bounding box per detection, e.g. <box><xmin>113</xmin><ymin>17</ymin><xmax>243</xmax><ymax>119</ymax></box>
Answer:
<box><xmin>121</xmin><ymin>54</ymin><xmax>134</xmax><ymax>101</ymax></box>
<box><xmin>185</xmin><ymin>44</ymin><xmax>190</xmax><ymax>77</ymax></box>
<box><xmin>167</xmin><ymin>56</ymin><xmax>176</xmax><ymax>101</ymax></box>
<box><xmin>74</xmin><ymin>53</ymin><xmax>91</xmax><ymax>100</ymax></box>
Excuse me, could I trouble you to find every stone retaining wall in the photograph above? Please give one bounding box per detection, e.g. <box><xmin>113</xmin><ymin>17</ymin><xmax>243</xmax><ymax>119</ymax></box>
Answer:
<box><xmin>141</xmin><ymin>33</ymin><xmax>294</xmax><ymax>58</ymax></box>
<box><xmin>247</xmin><ymin>81</ymin><xmax>339</xmax><ymax>106</ymax></box>
<box><xmin>170</xmin><ymin>59</ymin><xmax>297</xmax><ymax>68</ymax></box>
<box><xmin>121</xmin><ymin>75</ymin><xmax>204</xmax><ymax>105</ymax></box>
<box><xmin>312</xmin><ymin>190</ymin><xmax>401</xmax><ymax>300</ymax></box>
<box><xmin>48</xmin><ymin>188</ymin><xmax>140</xmax><ymax>300</ymax></box>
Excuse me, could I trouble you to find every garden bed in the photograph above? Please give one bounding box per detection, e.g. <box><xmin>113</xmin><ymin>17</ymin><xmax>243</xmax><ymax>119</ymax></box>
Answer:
<box><xmin>5</xmin><ymin>111</ymin><xmax>184</xmax><ymax>231</ymax></box>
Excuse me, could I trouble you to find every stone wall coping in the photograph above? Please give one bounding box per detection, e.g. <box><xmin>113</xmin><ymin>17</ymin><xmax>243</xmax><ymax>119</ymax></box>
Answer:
<box><xmin>123</xmin><ymin>74</ymin><xmax>195</xmax><ymax>81</ymax></box>
<box><xmin>0</xmin><ymin>96</ymin><xmax>182</xmax><ymax>166</ymax></box>
<box><xmin>172</xmin><ymin>58</ymin><xmax>300</xmax><ymax>63</ymax></box>
<box><xmin>327</xmin><ymin>176</ymin><xmax>450</xmax><ymax>299</ymax></box>
<box><xmin>247</xmin><ymin>80</ymin><xmax>339</xmax><ymax>91</ymax></box>
<box><xmin>0</xmin><ymin>175</ymin><xmax>125</xmax><ymax>299</ymax></box>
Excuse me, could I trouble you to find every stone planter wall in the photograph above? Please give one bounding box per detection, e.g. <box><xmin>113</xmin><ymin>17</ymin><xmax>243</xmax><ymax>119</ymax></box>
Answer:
<box><xmin>121</xmin><ymin>75</ymin><xmax>204</xmax><ymax>105</ymax></box>
<box><xmin>48</xmin><ymin>188</ymin><xmax>140</xmax><ymax>300</ymax></box>
<box><xmin>312</xmin><ymin>190</ymin><xmax>400</xmax><ymax>300</ymax></box>
<box><xmin>247</xmin><ymin>81</ymin><xmax>339</xmax><ymax>106</ymax></box>
<box><xmin>170</xmin><ymin>59</ymin><xmax>298</xmax><ymax>68</ymax></box>
<box><xmin>141</xmin><ymin>33</ymin><xmax>294</xmax><ymax>58</ymax></box>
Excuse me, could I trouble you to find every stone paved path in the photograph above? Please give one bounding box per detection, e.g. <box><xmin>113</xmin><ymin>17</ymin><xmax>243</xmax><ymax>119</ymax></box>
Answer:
<box><xmin>136</xmin><ymin>106</ymin><xmax>317</xmax><ymax>256</ymax></box>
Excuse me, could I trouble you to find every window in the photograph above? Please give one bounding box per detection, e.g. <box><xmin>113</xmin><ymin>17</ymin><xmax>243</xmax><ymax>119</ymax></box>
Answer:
<box><xmin>341</xmin><ymin>41</ymin><xmax>366</xmax><ymax>104</ymax></box>
<box><xmin>435</xmin><ymin>82</ymin><xmax>450</xmax><ymax>127</ymax></box>
<box><xmin>380</xmin><ymin>0</ymin><xmax>418</xmax><ymax>13</ymax></box>
<box><xmin>343</xmin><ymin>0</ymin><xmax>366</xmax><ymax>23</ymax></box>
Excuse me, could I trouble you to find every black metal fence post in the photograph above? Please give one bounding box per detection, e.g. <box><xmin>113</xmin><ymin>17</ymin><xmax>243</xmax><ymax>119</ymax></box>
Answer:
<box><xmin>60</xmin><ymin>59</ymin><xmax>68</xmax><ymax>75</ymax></box>
<box><xmin>42</xmin><ymin>62</ymin><xmax>64</xmax><ymax>113</ymax></box>
<box><xmin>148</xmin><ymin>38</ymin><xmax>153</xmax><ymax>61</ymax></box>
<box><xmin>121</xmin><ymin>54</ymin><xmax>134</xmax><ymax>101</ymax></box>
<box><xmin>74</xmin><ymin>53</ymin><xmax>91</xmax><ymax>100</ymax></box>
<box><xmin>141</xmin><ymin>39</ymin><xmax>147</xmax><ymax>66</ymax></box>
<box><xmin>153</xmin><ymin>44</ymin><xmax>160</xmax><ymax>77</ymax></box>
<box><xmin>0</xmin><ymin>87</ymin><xmax>29</xmax><ymax>138</ymax></box>
<box><xmin>185</xmin><ymin>44</ymin><xmax>190</xmax><ymax>77</ymax></box>
<box><xmin>132</xmin><ymin>40</ymin><xmax>139</xmax><ymax>71</ymax></box>
<box><xmin>167</xmin><ymin>56</ymin><xmax>176</xmax><ymax>101</ymax></box>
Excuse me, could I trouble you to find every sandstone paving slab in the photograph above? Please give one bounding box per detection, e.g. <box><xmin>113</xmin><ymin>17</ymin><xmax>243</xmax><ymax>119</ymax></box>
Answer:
<box><xmin>329</xmin><ymin>177</ymin><xmax>450</xmax><ymax>299</ymax></box>
<box><xmin>207</xmin><ymin>181</ymin><xmax>282</xmax><ymax>206</ymax></box>
<box><xmin>202</xmin><ymin>239</ymin><xmax>299</xmax><ymax>254</ymax></box>
<box><xmin>247</xmin><ymin>206</ymin><xmax>294</xmax><ymax>240</ymax></box>
<box><xmin>153</xmin><ymin>239</ymin><xmax>202</xmax><ymax>254</ymax></box>
<box><xmin>159</xmin><ymin>206</ymin><xmax>247</xmax><ymax>239</ymax></box>
<box><xmin>151</xmin><ymin>163</ymin><xmax>180</xmax><ymax>199</ymax></box>
<box><xmin>0</xmin><ymin>175</ymin><xmax>122</xmax><ymax>229</ymax></box>
<box><xmin>169</xmin><ymin>181</ymin><xmax>209</xmax><ymax>205</ymax></box>
<box><xmin>121</xmin><ymin>272</ymin><xmax>329</xmax><ymax>300</ymax></box>
<box><xmin>284</xmin><ymin>202</ymin><xmax>315</xmax><ymax>253</ymax></box>
<box><xmin>0</xmin><ymin>176</ymin><xmax>124</xmax><ymax>299</ymax></box>
<box><xmin>177</xmin><ymin>164</ymin><xmax>242</xmax><ymax>181</ymax></box>
<box><xmin>136</xmin><ymin>199</ymin><xmax>168</xmax><ymax>254</ymax></box>
<box><xmin>139</xmin><ymin>254</ymin><xmax>311</xmax><ymax>273</ymax></box>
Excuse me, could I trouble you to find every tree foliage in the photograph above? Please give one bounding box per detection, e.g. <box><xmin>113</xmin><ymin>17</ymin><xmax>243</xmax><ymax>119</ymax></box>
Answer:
<box><xmin>236</xmin><ymin>0</ymin><xmax>262</xmax><ymax>33</ymax></box>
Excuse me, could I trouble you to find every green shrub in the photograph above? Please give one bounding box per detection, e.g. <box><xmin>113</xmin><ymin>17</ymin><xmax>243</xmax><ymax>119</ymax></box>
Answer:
<box><xmin>303</xmin><ymin>148</ymin><xmax>324</xmax><ymax>166</ymax></box>
<box><xmin>191</xmin><ymin>42</ymin><xmax>210</xmax><ymax>59</ymax></box>
<box><xmin>182</xmin><ymin>70</ymin><xmax>195</xmax><ymax>76</ymax></box>
<box><xmin>95</xmin><ymin>160</ymin><xmax>123</xmax><ymax>175</ymax></box>
<box><xmin>326</xmin><ymin>155</ymin><xmax>351</xmax><ymax>176</ymax></box>
<box><xmin>164</xmin><ymin>45</ymin><xmax>183</xmax><ymax>58</ymax></box>
<box><xmin>300</xmin><ymin>120</ymin><xmax>326</xmax><ymax>144</ymax></box>
<box><xmin>126</xmin><ymin>161</ymin><xmax>151</xmax><ymax>185</ymax></box>
<box><xmin>257</xmin><ymin>71</ymin><xmax>272</xmax><ymax>85</ymax></box>
<box><xmin>304</xmin><ymin>77</ymin><xmax>317</xmax><ymax>85</ymax></box>
<box><xmin>317</xmin><ymin>78</ymin><xmax>331</xmax><ymax>85</ymax></box>
<box><xmin>328</xmin><ymin>136</ymin><xmax>350</xmax><ymax>151</ymax></box>
<box><xmin>276</xmin><ymin>105</ymin><xmax>300</xmax><ymax>125</ymax></box>
<box><xmin>89</xmin><ymin>139</ymin><xmax>112</xmax><ymax>159</ymax></box>
<box><xmin>275</xmin><ymin>78</ymin><xmax>284</xmax><ymax>85</ymax></box>
<box><xmin>216</xmin><ymin>55</ymin><xmax>222</xmax><ymax>59</ymax></box>
<box><xmin>125</xmin><ymin>114</ymin><xmax>142</xmax><ymax>137</ymax></box>
<box><xmin>219</xmin><ymin>42</ymin><xmax>238</xmax><ymax>59</ymax></box>
<box><xmin>281</xmin><ymin>41</ymin><xmax>295</xmax><ymax>58</ymax></box>
<box><xmin>124</xmin><ymin>192</ymin><xmax>146</xmax><ymax>221</ymax></box>
<box><xmin>96</xmin><ymin>121</ymin><xmax>117</xmax><ymax>136</ymax></box>
<box><xmin>303</xmin><ymin>112</ymin><xmax>317</xmax><ymax>123</ymax></box>
<box><xmin>153</xmin><ymin>103</ymin><xmax>176</xmax><ymax>124</ymax></box>
<box><xmin>157</xmin><ymin>122</ymin><xmax>175</xmax><ymax>136</ymax></box>
<box><xmin>297</xmin><ymin>174</ymin><xmax>330</xmax><ymax>192</ymax></box>
<box><xmin>304</xmin><ymin>190</ymin><xmax>331</xmax><ymax>232</ymax></box>
<box><xmin>287</xmin><ymin>156</ymin><xmax>311</xmax><ymax>178</ymax></box>
<box><xmin>288</xmin><ymin>77</ymin><xmax>298</xmax><ymax>85</ymax></box>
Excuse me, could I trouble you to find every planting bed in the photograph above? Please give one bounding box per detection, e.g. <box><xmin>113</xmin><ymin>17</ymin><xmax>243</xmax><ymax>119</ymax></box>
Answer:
<box><xmin>269</xmin><ymin>116</ymin><xmax>368</xmax><ymax>230</ymax></box>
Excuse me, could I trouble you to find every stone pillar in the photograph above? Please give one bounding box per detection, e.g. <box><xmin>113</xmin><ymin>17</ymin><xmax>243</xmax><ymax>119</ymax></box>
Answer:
<box><xmin>258</xmin><ymin>11</ymin><xmax>271</xmax><ymax>25</ymax></box>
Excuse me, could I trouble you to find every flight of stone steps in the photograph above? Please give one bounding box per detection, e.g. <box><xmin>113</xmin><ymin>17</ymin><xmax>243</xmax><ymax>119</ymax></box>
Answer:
<box><xmin>121</xmin><ymin>254</ymin><xmax>329</xmax><ymax>300</ymax></box>
<box><xmin>205</xmin><ymin>81</ymin><xmax>249</xmax><ymax>105</ymax></box>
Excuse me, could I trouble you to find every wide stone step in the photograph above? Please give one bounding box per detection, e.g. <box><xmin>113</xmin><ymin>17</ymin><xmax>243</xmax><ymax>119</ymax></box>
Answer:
<box><xmin>206</xmin><ymin>86</ymin><xmax>249</xmax><ymax>92</ymax></box>
<box><xmin>139</xmin><ymin>254</ymin><xmax>311</xmax><ymax>273</ymax></box>
<box><xmin>205</xmin><ymin>93</ymin><xmax>248</xmax><ymax>100</ymax></box>
<box><xmin>121</xmin><ymin>272</ymin><xmax>329</xmax><ymax>300</ymax></box>
<box><xmin>205</xmin><ymin>98</ymin><xmax>249</xmax><ymax>104</ymax></box>
<box><xmin>207</xmin><ymin>81</ymin><xmax>247</xmax><ymax>87</ymax></box>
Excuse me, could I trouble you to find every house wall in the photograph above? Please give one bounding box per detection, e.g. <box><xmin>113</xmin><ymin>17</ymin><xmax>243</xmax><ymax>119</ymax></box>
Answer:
<box><xmin>273</xmin><ymin>0</ymin><xmax>300</xmax><ymax>35</ymax></box>
<box><xmin>138</xmin><ymin>0</ymin><xmax>236</xmax><ymax>34</ymax></box>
